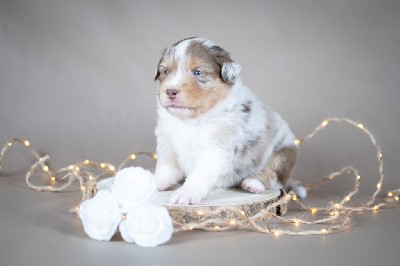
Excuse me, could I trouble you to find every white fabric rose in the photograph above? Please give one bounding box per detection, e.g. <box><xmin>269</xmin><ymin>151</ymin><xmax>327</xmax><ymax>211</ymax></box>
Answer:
<box><xmin>119</xmin><ymin>203</ymin><xmax>173</xmax><ymax>247</ymax></box>
<box><xmin>96</xmin><ymin>177</ymin><xmax>115</xmax><ymax>191</ymax></box>
<box><xmin>111</xmin><ymin>167</ymin><xmax>157</xmax><ymax>213</ymax></box>
<box><xmin>78</xmin><ymin>167</ymin><xmax>173</xmax><ymax>246</ymax></box>
<box><xmin>79</xmin><ymin>190</ymin><xmax>122</xmax><ymax>241</ymax></box>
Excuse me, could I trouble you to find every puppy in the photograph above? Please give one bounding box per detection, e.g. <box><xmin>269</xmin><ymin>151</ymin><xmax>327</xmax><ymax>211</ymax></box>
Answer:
<box><xmin>154</xmin><ymin>37</ymin><xmax>298</xmax><ymax>205</ymax></box>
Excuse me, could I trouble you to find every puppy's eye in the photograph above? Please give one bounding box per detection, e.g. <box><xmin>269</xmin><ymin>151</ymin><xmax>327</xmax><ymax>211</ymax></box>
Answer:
<box><xmin>163</xmin><ymin>68</ymin><xmax>169</xmax><ymax>75</ymax></box>
<box><xmin>193</xmin><ymin>69</ymin><xmax>202</xmax><ymax>76</ymax></box>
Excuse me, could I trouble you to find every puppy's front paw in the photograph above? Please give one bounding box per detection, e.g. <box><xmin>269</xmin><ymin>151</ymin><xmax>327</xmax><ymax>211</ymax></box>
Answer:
<box><xmin>241</xmin><ymin>178</ymin><xmax>265</xmax><ymax>194</ymax></box>
<box><xmin>170</xmin><ymin>184</ymin><xmax>207</xmax><ymax>205</ymax></box>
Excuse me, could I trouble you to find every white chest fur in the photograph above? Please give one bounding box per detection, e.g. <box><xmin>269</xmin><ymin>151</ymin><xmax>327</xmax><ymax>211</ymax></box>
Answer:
<box><xmin>171</xmin><ymin>120</ymin><xmax>204</xmax><ymax>175</ymax></box>
<box><xmin>158</xmin><ymin>111</ymin><xmax>219</xmax><ymax>176</ymax></box>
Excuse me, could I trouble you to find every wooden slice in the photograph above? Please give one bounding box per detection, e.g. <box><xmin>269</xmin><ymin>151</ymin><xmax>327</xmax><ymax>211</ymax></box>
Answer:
<box><xmin>96</xmin><ymin>178</ymin><xmax>287</xmax><ymax>226</ymax></box>
<box><xmin>153</xmin><ymin>187</ymin><xmax>287</xmax><ymax>225</ymax></box>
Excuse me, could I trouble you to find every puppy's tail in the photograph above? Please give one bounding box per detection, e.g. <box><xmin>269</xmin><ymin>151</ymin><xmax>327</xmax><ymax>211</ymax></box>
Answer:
<box><xmin>284</xmin><ymin>180</ymin><xmax>307</xmax><ymax>199</ymax></box>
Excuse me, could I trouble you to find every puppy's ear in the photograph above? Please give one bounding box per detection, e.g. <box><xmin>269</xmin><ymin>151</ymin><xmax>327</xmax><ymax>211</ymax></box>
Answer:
<box><xmin>210</xmin><ymin>45</ymin><xmax>242</xmax><ymax>84</ymax></box>
<box><xmin>221</xmin><ymin>61</ymin><xmax>242</xmax><ymax>84</ymax></box>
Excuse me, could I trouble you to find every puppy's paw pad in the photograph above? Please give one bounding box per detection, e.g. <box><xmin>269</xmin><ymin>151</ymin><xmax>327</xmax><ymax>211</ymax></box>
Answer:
<box><xmin>170</xmin><ymin>186</ymin><xmax>205</xmax><ymax>205</ymax></box>
<box><xmin>241</xmin><ymin>179</ymin><xmax>265</xmax><ymax>194</ymax></box>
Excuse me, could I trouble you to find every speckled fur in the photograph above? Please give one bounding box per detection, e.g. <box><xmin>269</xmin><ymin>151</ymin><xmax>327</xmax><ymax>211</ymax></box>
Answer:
<box><xmin>154</xmin><ymin>38</ymin><xmax>297</xmax><ymax>204</ymax></box>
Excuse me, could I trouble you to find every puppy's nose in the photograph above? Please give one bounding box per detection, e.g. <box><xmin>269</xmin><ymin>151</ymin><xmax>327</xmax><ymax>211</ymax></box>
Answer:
<box><xmin>166</xmin><ymin>88</ymin><xmax>180</xmax><ymax>100</ymax></box>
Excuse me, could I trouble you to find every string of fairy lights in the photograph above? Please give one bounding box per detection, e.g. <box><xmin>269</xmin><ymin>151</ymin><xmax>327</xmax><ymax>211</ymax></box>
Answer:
<box><xmin>0</xmin><ymin>138</ymin><xmax>157</xmax><ymax>202</ymax></box>
<box><xmin>0</xmin><ymin>117</ymin><xmax>399</xmax><ymax>237</ymax></box>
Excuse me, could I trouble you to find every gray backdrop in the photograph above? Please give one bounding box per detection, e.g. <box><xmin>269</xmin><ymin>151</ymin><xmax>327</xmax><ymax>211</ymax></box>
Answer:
<box><xmin>1</xmin><ymin>0</ymin><xmax>399</xmax><ymax>195</ymax></box>
<box><xmin>1</xmin><ymin>1</ymin><xmax>400</xmax><ymax>266</ymax></box>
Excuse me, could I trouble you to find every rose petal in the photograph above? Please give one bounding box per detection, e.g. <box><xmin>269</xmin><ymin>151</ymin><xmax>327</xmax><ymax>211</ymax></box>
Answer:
<box><xmin>96</xmin><ymin>177</ymin><xmax>115</xmax><ymax>191</ymax></box>
<box><xmin>79</xmin><ymin>190</ymin><xmax>122</xmax><ymax>241</ymax></box>
<box><xmin>111</xmin><ymin>167</ymin><xmax>157</xmax><ymax>212</ymax></box>
<box><xmin>119</xmin><ymin>203</ymin><xmax>173</xmax><ymax>247</ymax></box>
